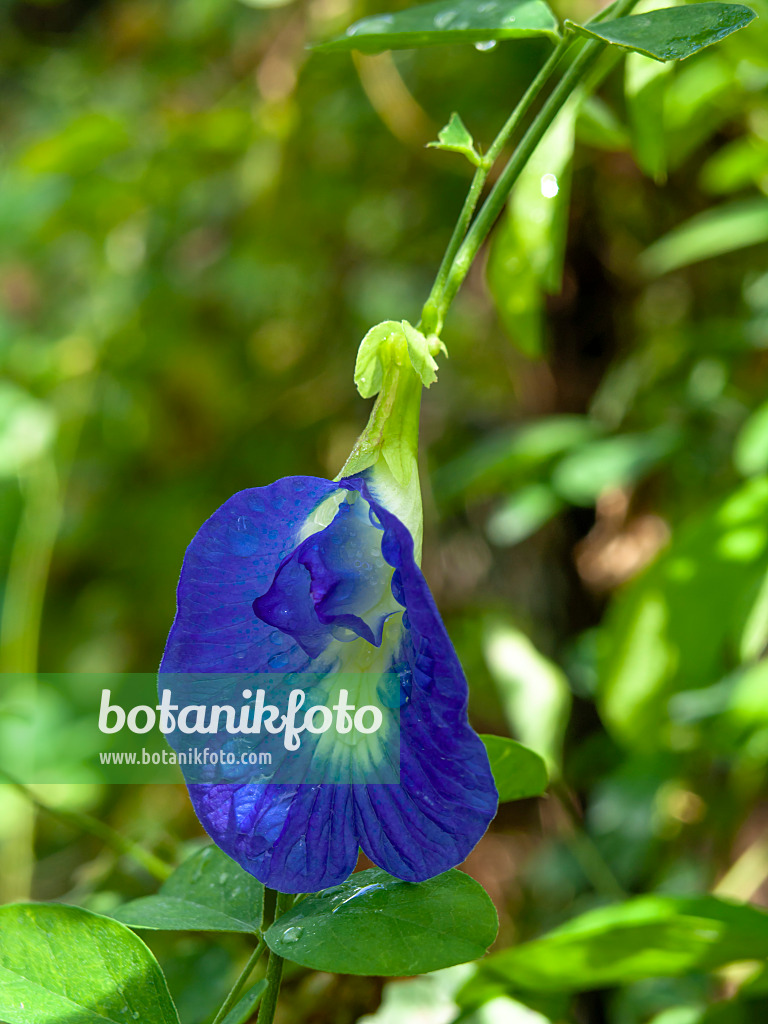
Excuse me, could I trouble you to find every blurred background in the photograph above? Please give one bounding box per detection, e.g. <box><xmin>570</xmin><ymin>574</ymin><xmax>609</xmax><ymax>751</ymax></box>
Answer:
<box><xmin>1</xmin><ymin>0</ymin><xmax>768</xmax><ymax>1020</ymax></box>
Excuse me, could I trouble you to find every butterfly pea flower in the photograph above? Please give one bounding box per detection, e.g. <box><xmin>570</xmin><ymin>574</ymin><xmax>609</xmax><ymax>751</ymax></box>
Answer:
<box><xmin>160</xmin><ymin>321</ymin><xmax>498</xmax><ymax>893</ymax></box>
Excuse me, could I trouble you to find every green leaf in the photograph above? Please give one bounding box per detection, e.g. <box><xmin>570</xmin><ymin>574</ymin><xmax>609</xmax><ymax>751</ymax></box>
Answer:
<box><xmin>110</xmin><ymin>845</ymin><xmax>264</xmax><ymax>932</ymax></box>
<box><xmin>510</xmin><ymin>95</ymin><xmax>577</xmax><ymax>294</ymax></box>
<box><xmin>220</xmin><ymin>980</ymin><xmax>268</xmax><ymax>1024</ymax></box>
<box><xmin>483</xmin><ymin>622</ymin><xmax>571</xmax><ymax>773</ymax></box>
<box><xmin>575</xmin><ymin>95</ymin><xmax>629</xmax><ymax>151</ymax></box>
<box><xmin>0</xmin><ymin>903</ymin><xmax>180</xmax><ymax>1024</ymax></box>
<box><xmin>0</xmin><ymin>382</ymin><xmax>57</xmax><ymax>479</ymax></box>
<box><xmin>735</xmin><ymin>400</ymin><xmax>768</xmax><ymax>478</ymax></box>
<box><xmin>427</xmin><ymin>112</ymin><xmax>484</xmax><ymax>167</ymax></box>
<box><xmin>264</xmin><ymin>867</ymin><xmax>498</xmax><ymax>975</ymax></box>
<box><xmin>432</xmin><ymin>416</ymin><xmax>601</xmax><ymax>505</ymax></box>
<box><xmin>739</xmin><ymin>568</ymin><xmax>768</xmax><ymax>662</ymax></box>
<box><xmin>487</xmin><ymin>217</ymin><xmax>544</xmax><ymax>357</ymax></box>
<box><xmin>566</xmin><ymin>4</ymin><xmax>756</xmax><ymax>63</ymax></box>
<box><xmin>465</xmin><ymin>895</ymin><xmax>768</xmax><ymax>993</ymax></box>
<box><xmin>625</xmin><ymin>50</ymin><xmax>673</xmax><ymax>182</ymax></box>
<box><xmin>551</xmin><ymin>428</ymin><xmax>680</xmax><ymax>506</ymax></box>
<box><xmin>598</xmin><ymin>477</ymin><xmax>768</xmax><ymax>749</ymax></box>
<box><xmin>481</xmin><ymin>734</ymin><xmax>549</xmax><ymax>802</ymax></box>
<box><xmin>314</xmin><ymin>0</ymin><xmax>560</xmax><ymax>54</ymax></box>
<box><xmin>486</xmin><ymin>484</ymin><xmax>563</xmax><ymax>546</ymax></box>
<box><xmin>640</xmin><ymin>199</ymin><xmax>768</xmax><ymax>276</ymax></box>
<box><xmin>487</xmin><ymin>97</ymin><xmax>577</xmax><ymax>355</ymax></box>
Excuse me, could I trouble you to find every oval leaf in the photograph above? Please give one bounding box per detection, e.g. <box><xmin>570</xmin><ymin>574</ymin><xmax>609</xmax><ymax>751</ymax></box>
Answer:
<box><xmin>481</xmin><ymin>734</ymin><xmax>549</xmax><ymax>801</ymax></box>
<box><xmin>640</xmin><ymin>198</ymin><xmax>768</xmax><ymax>276</ymax></box>
<box><xmin>465</xmin><ymin>895</ymin><xmax>768</xmax><ymax>993</ymax></box>
<box><xmin>567</xmin><ymin>3</ymin><xmax>756</xmax><ymax>63</ymax></box>
<box><xmin>110</xmin><ymin>845</ymin><xmax>264</xmax><ymax>932</ymax></box>
<box><xmin>264</xmin><ymin>867</ymin><xmax>498</xmax><ymax>975</ymax></box>
<box><xmin>0</xmin><ymin>903</ymin><xmax>180</xmax><ymax>1024</ymax></box>
<box><xmin>314</xmin><ymin>0</ymin><xmax>560</xmax><ymax>54</ymax></box>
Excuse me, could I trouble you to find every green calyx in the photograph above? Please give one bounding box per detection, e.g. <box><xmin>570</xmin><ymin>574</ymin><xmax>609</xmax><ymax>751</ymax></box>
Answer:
<box><xmin>336</xmin><ymin>320</ymin><xmax>446</xmax><ymax>561</ymax></box>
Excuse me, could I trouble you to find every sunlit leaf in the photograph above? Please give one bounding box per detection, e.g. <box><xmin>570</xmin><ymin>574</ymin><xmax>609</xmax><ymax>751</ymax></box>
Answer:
<box><xmin>487</xmin><ymin>218</ymin><xmax>544</xmax><ymax>357</ymax></box>
<box><xmin>484</xmin><ymin>622</ymin><xmax>571</xmax><ymax>773</ymax></box>
<box><xmin>264</xmin><ymin>868</ymin><xmax>498</xmax><ymax>975</ymax></box>
<box><xmin>486</xmin><ymin>484</ymin><xmax>562</xmax><ymax>546</ymax></box>
<box><xmin>0</xmin><ymin>382</ymin><xmax>56</xmax><ymax>478</ymax></box>
<box><xmin>433</xmin><ymin>416</ymin><xmax>602</xmax><ymax>504</ymax></box>
<box><xmin>510</xmin><ymin>96</ymin><xmax>577</xmax><ymax>293</ymax></box>
<box><xmin>567</xmin><ymin>4</ymin><xmax>757</xmax><ymax>63</ymax></box>
<box><xmin>0</xmin><ymin>903</ymin><xmax>180</xmax><ymax>1024</ymax></box>
<box><xmin>700</xmin><ymin>136</ymin><xmax>768</xmax><ymax>195</ymax></box>
<box><xmin>626</xmin><ymin>51</ymin><xmax>673</xmax><ymax>182</ymax></box>
<box><xmin>735</xmin><ymin>400</ymin><xmax>768</xmax><ymax>478</ymax></box>
<box><xmin>739</xmin><ymin>569</ymin><xmax>768</xmax><ymax>662</ymax></box>
<box><xmin>598</xmin><ymin>477</ymin><xmax>768</xmax><ymax>749</ymax></box>
<box><xmin>551</xmin><ymin>428</ymin><xmax>680</xmax><ymax>506</ymax></box>
<box><xmin>640</xmin><ymin>198</ymin><xmax>768</xmax><ymax>276</ymax></box>
<box><xmin>314</xmin><ymin>0</ymin><xmax>560</xmax><ymax>53</ymax></box>
<box><xmin>465</xmin><ymin>895</ymin><xmax>768</xmax><ymax>992</ymax></box>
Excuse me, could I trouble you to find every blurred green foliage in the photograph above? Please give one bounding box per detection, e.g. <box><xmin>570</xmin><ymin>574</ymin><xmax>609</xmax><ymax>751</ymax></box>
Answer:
<box><xmin>2</xmin><ymin>0</ymin><xmax>768</xmax><ymax>1021</ymax></box>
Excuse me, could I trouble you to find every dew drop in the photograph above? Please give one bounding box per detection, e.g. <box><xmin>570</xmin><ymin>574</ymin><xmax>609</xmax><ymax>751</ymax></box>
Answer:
<box><xmin>282</xmin><ymin>925</ymin><xmax>304</xmax><ymax>943</ymax></box>
<box><xmin>474</xmin><ymin>39</ymin><xmax>497</xmax><ymax>51</ymax></box>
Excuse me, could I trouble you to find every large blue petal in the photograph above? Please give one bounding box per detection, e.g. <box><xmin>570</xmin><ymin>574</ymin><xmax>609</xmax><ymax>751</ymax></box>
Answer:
<box><xmin>161</xmin><ymin>477</ymin><xmax>337</xmax><ymax>675</ymax></box>
<box><xmin>161</xmin><ymin>473</ymin><xmax>497</xmax><ymax>893</ymax></box>
<box><xmin>342</xmin><ymin>476</ymin><xmax>498</xmax><ymax>882</ymax></box>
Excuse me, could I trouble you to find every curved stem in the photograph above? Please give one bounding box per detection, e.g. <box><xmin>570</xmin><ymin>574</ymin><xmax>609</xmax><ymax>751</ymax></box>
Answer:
<box><xmin>437</xmin><ymin>35</ymin><xmax>601</xmax><ymax>320</ymax></box>
<box><xmin>421</xmin><ymin>37</ymin><xmax>569</xmax><ymax>335</ymax></box>
<box><xmin>256</xmin><ymin>890</ymin><xmax>294</xmax><ymax>1024</ymax></box>
<box><xmin>424</xmin><ymin>0</ymin><xmax>640</xmax><ymax>331</ymax></box>
<box><xmin>211</xmin><ymin>939</ymin><xmax>267</xmax><ymax>1024</ymax></box>
<box><xmin>0</xmin><ymin>767</ymin><xmax>172</xmax><ymax>882</ymax></box>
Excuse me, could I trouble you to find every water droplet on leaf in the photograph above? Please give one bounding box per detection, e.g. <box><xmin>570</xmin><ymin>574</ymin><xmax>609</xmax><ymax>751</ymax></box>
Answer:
<box><xmin>282</xmin><ymin>925</ymin><xmax>303</xmax><ymax>943</ymax></box>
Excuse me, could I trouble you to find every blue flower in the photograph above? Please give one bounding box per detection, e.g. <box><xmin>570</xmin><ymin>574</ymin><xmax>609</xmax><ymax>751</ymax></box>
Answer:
<box><xmin>160</xmin><ymin>322</ymin><xmax>498</xmax><ymax>893</ymax></box>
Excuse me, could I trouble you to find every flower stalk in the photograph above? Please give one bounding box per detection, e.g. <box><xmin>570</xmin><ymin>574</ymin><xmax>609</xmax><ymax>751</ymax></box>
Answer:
<box><xmin>256</xmin><ymin>891</ymin><xmax>294</xmax><ymax>1024</ymax></box>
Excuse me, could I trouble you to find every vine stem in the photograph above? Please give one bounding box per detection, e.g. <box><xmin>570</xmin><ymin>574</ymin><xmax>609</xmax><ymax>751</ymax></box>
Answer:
<box><xmin>211</xmin><ymin>939</ymin><xmax>267</xmax><ymax>1024</ymax></box>
<box><xmin>421</xmin><ymin>0</ymin><xmax>640</xmax><ymax>333</ymax></box>
<box><xmin>0</xmin><ymin>768</ymin><xmax>172</xmax><ymax>882</ymax></box>
<box><xmin>420</xmin><ymin>35</ymin><xmax>569</xmax><ymax>334</ymax></box>
<box><xmin>256</xmin><ymin>889</ymin><xmax>294</xmax><ymax>1024</ymax></box>
<box><xmin>553</xmin><ymin>781</ymin><xmax>627</xmax><ymax>901</ymax></box>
